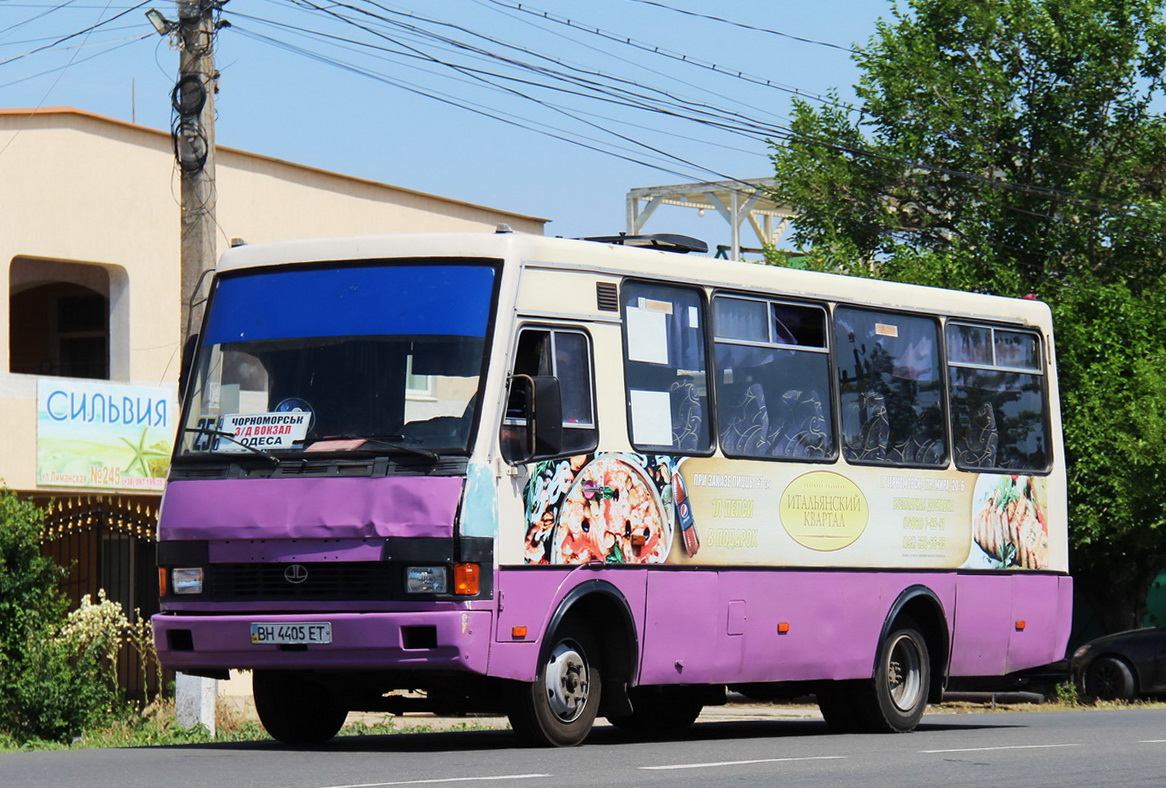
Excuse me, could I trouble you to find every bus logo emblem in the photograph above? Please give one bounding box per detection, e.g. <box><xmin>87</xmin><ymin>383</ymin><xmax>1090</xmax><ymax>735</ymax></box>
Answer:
<box><xmin>284</xmin><ymin>564</ymin><xmax>309</xmax><ymax>584</ymax></box>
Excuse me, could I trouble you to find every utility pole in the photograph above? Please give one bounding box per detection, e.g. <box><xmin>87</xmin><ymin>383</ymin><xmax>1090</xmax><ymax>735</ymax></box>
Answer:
<box><xmin>174</xmin><ymin>0</ymin><xmax>220</xmax><ymax>342</ymax></box>
<box><xmin>150</xmin><ymin>0</ymin><xmax>223</xmax><ymax>735</ymax></box>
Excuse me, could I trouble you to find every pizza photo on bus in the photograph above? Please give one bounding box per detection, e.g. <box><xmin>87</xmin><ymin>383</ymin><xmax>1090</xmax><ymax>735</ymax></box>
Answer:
<box><xmin>555</xmin><ymin>455</ymin><xmax>673</xmax><ymax>564</ymax></box>
<box><xmin>523</xmin><ymin>453</ymin><xmax>677</xmax><ymax>565</ymax></box>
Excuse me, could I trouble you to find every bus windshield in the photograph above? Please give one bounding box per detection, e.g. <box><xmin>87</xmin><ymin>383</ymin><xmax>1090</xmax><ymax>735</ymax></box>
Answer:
<box><xmin>178</xmin><ymin>261</ymin><xmax>497</xmax><ymax>458</ymax></box>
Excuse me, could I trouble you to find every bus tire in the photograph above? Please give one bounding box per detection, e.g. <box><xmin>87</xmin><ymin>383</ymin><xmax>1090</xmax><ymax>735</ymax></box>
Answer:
<box><xmin>607</xmin><ymin>686</ymin><xmax>703</xmax><ymax>735</ymax></box>
<box><xmin>1084</xmin><ymin>656</ymin><xmax>1136</xmax><ymax>701</ymax></box>
<box><xmin>253</xmin><ymin>670</ymin><xmax>347</xmax><ymax>745</ymax></box>
<box><xmin>866</xmin><ymin>618</ymin><xmax>930</xmax><ymax>732</ymax></box>
<box><xmin>820</xmin><ymin>619</ymin><xmax>930</xmax><ymax>733</ymax></box>
<box><xmin>509</xmin><ymin>621</ymin><xmax>602</xmax><ymax>747</ymax></box>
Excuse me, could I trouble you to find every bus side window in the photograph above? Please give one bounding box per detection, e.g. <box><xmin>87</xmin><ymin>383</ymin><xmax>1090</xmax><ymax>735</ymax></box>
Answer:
<box><xmin>834</xmin><ymin>307</ymin><xmax>947</xmax><ymax>467</ymax></box>
<box><xmin>947</xmin><ymin>323</ymin><xmax>1049</xmax><ymax>472</ymax></box>
<box><xmin>621</xmin><ymin>282</ymin><xmax>712</xmax><ymax>454</ymax></box>
<box><xmin>501</xmin><ymin>328</ymin><xmax>597</xmax><ymax>463</ymax></box>
<box><xmin>712</xmin><ymin>296</ymin><xmax>835</xmax><ymax>461</ymax></box>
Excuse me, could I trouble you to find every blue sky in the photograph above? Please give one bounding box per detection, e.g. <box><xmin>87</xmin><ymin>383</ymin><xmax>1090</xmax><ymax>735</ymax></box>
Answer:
<box><xmin>0</xmin><ymin>1</ymin><xmax>893</xmax><ymax>248</ymax></box>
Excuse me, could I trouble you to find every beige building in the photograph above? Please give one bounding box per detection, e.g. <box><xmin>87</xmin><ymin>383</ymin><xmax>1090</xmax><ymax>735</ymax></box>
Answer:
<box><xmin>0</xmin><ymin>107</ymin><xmax>544</xmax><ymax>692</ymax></box>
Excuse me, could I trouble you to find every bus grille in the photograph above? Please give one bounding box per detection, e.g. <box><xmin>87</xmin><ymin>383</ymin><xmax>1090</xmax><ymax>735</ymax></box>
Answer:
<box><xmin>206</xmin><ymin>562</ymin><xmax>395</xmax><ymax>600</ymax></box>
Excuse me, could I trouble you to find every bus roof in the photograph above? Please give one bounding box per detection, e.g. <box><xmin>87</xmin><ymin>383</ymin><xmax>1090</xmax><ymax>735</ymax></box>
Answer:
<box><xmin>216</xmin><ymin>230</ymin><xmax>1052</xmax><ymax>328</ymax></box>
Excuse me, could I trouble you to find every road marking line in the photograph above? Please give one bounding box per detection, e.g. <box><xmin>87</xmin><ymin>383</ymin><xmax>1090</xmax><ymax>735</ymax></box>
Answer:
<box><xmin>921</xmin><ymin>744</ymin><xmax>1081</xmax><ymax>754</ymax></box>
<box><xmin>1138</xmin><ymin>740</ymin><xmax>1166</xmax><ymax>743</ymax></box>
<box><xmin>640</xmin><ymin>756</ymin><xmax>847</xmax><ymax>771</ymax></box>
<box><xmin>317</xmin><ymin>775</ymin><xmax>550</xmax><ymax>788</ymax></box>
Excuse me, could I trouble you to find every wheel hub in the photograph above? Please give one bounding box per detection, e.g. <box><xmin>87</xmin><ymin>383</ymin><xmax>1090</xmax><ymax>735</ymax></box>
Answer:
<box><xmin>544</xmin><ymin>641</ymin><xmax>590</xmax><ymax>722</ymax></box>
<box><xmin>887</xmin><ymin>633</ymin><xmax>923</xmax><ymax>712</ymax></box>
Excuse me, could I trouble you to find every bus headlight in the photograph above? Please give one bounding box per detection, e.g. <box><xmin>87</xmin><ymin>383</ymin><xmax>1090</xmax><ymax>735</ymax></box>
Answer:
<box><xmin>406</xmin><ymin>566</ymin><xmax>448</xmax><ymax>594</ymax></box>
<box><xmin>171</xmin><ymin>567</ymin><xmax>205</xmax><ymax>595</ymax></box>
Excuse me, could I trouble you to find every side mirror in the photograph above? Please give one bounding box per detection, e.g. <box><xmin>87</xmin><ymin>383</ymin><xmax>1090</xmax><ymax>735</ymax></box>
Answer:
<box><xmin>504</xmin><ymin>374</ymin><xmax>563</xmax><ymax>462</ymax></box>
<box><xmin>178</xmin><ymin>334</ymin><xmax>198</xmax><ymax>401</ymax></box>
<box><xmin>529</xmin><ymin>375</ymin><xmax>563</xmax><ymax>459</ymax></box>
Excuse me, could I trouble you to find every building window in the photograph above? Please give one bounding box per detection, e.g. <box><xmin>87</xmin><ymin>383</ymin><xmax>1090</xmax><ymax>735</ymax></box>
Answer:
<box><xmin>9</xmin><ymin>259</ymin><xmax>111</xmax><ymax>379</ymax></box>
<box><xmin>405</xmin><ymin>355</ymin><xmax>434</xmax><ymax>398</ymax></box>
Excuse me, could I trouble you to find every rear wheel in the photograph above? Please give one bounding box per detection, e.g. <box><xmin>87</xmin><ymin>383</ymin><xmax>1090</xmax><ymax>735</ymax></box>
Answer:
<box><xmin>509</xmin><ymin>621</ymin><xmax>602</xmax><ymax>747</ymax></box>
<box><xmin>870</xmin><ymin>621</ymin><xmax>930</xmax><ymax>732</ymax></box>
<box><xmin>819</xmin><ymin>618</ymin><xmax>930</xmax><ymax>734</ymax></box>
<box><xmin>1084</xmin><ymin>656</ymin><xmax>1136</xmax><ymax>701</ymax></box>
<box><xmin>253</xmin><ymin>670</ymin><xmax>348</xmax><ymax>745</ymax></box>
<box><xmin>607</xmin><ymin>686</ymin><xmax>703</xmax><ymax>735</ymax></box>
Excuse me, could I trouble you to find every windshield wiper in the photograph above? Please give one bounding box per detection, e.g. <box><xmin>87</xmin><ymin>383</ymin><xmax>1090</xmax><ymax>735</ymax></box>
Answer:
<box><xmin>319</xmin><ymin>434</ymin><xmax>440</xmax><ymax>463</ymax></box>
<box><xmin>182</xmin><ymin>426</ymin><xmax>280</xmax><ymax>464</ymax></box>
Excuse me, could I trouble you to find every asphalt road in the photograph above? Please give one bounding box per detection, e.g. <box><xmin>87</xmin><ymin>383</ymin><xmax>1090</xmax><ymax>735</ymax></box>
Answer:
<box><xmin>3</xmin><ymin>707</ymin><xmax>1165</xmax><ymax>788</ymax></box>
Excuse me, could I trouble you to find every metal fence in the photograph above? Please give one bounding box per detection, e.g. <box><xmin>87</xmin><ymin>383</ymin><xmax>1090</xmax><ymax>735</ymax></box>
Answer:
<box><xmin>38</xmin><ymin>493</ymin><xmax>166</xmax><ymax>703</ymax></box>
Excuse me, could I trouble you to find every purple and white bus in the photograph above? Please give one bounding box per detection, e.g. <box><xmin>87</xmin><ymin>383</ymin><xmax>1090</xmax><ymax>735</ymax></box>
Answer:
<box><xmin>153</xmin><ymin>229</ymin><xmax>1071</xmax><ymax>745</ymax></box>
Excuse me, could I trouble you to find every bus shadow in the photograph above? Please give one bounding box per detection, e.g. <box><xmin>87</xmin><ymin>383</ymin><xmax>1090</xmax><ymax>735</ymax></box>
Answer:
<box><xmin>178</xmin><ymin>716</ymin><xmax>1021</xmax><ymax>754</ymax></box>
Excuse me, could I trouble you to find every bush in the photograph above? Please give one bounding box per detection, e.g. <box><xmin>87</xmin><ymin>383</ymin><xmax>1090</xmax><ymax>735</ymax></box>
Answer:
<box><xmin>0</xmin><ymin>488</ymin><xmax>115</xmax><ymax>743</ymax></box>
<box><xmin>2</xmin><ymin>628</ymin><xmax>113</xmax><ymax>743</ymax></box>
<box><xmin>1054</xmin><ymin>680</ymin><xmax>1081</xmax><ymax>707</ymax></box>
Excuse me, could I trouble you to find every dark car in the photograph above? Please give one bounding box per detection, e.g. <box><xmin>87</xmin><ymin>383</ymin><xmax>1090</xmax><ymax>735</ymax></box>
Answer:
<box><xmin>1070</xmin><ymin>626</ymin><xmax>1166</xmax><ymax>700</ymax></box>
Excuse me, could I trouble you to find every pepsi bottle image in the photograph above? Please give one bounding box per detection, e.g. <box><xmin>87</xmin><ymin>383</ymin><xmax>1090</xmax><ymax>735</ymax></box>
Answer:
<box><xmin>674</xmin><ymin>471</ymin><xmax>699</xmax><ymax>556</ymax></box>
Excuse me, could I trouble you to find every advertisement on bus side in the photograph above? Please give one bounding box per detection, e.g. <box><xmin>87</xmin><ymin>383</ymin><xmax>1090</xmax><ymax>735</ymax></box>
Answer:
<box><xmin>520</xmin><ymin>452</ymin><xmax>1062</xmax><ymax>572</ymax></box>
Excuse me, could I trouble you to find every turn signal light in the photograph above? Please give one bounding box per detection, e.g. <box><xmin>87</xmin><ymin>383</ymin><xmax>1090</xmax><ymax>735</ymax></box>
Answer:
<box><xmin>454</xmin><ymin>563</ymin><xmax>480</xmax><ymax>595</ymax></box>
<box><xmin>777</xmin><ymin>622</ymin><xmax>791</xmax><ymax>634</ymax></box>
<box><xmin>1015</xmin><ymin>620</ymin><xmax>1027</xmax><ymax>631</ymax></box>
<box><xmin>512</xmin><ymin>626</ymin><xmax>528</xmax><ymax>639</ymax></box>
<box><xmin>158</xmin><ymin>567</ymin><xmax>168</xmax><ymax>597</ymax></box>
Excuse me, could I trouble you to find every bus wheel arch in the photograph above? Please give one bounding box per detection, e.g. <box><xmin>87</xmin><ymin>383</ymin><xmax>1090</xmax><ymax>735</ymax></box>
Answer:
<box><xmin>508</xmin><ymin>579</ymin><xmax>638</xmax><ymax>746</ymax></box>
<box><xmin>817</xmin><ymin>585</ymin><xmax>950</xmax><ymax>734</ymax></box>
<box><xmin>508</xmin><ymin>618</ymin><xmax>603</xmax><ymax>746</ymax></box>
<box><xmin>882</xmin><ymin>585</ymin><xmax>950</xmax><ymax>705</ymax></box>
<box><xmin>544</xmin><ymin>579</ymin><xmax>638</xmax><ymax>719</ymax></box>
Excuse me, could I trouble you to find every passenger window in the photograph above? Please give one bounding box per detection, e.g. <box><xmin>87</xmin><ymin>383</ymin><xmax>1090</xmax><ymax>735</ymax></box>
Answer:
<box><xmin>621</xmin><ymin>282</ymin><xmax>712</xmax><ymax>454</ymax></box>
<box><xmin>835</xmin><ymin>307</ymin><xmax>947</xmax><ymax>467</ymax></box>
<box><xmin>948</xmin><ymin>323</ymin><xmax>1048</xmax><ymax>472</ymax></box>
<box><xmin>501</xmin><ymin>327</ymin><xmax>597</xmax><ymax>462</ymax></box>
<box><xmin>712</xmin><ymin>296</ymin><xmax>834</xmax><ymax>461</ymax></box>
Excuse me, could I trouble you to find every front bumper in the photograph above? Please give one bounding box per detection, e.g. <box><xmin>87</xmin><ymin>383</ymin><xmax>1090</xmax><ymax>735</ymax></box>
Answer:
<box><xmin>153</xmin><ymin>610</ymin><xmax>492</xmax><ymax>674</ymax></box>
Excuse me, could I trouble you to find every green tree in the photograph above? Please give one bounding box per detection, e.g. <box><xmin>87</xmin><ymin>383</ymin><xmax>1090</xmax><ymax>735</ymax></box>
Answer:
<box><xmin>769</xmin><ymin>0</ymin><xmax>1166</xmax><ymax>632</ymax></box>
<box><xmin>0</xmin><ymin>488</ymin><xmax>113</xmax><ymax>743</ymax></box>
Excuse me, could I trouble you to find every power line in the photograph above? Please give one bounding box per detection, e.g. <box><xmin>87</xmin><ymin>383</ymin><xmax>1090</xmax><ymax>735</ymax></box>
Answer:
<box><xmin>231</xmin><ymin>24</ymin><xmax>730</xmax><ymax>184</ymax></box>
<box><xmin>0</xmin><ymin>31</ymin><xmax>148</xmax><ymax>88</ymax></box>
<box><xmin>258</xmin><ymin>1</ymin><xmax>772</xmax><ymax>185</ymax></box>
<box><xmin>0</xmin><ymin>0</ymin><xmax>78</xmax><ymax>39</ymax></box>
<box><xmin>480</xmin><ymin>0</ymin><xmax>856</xmax><ymax>111</ymax></box>
<box><xmin>243</xmin><ymin>1</ymin><xmax>1166</xmax><ymax>230</ymax></box>
<box><xmin>0</xmin><ymin>0</ymin><xmax>149</xmax><ymax>67</ymax></box>
<box><xmin>622</xmin><ymin>0</ymin><xmax>858</xmax><ymax>54</ymax></box>
<box><xmin>10</xmin><ymin>0</ymin><xmax>1166</xmax><ymax>238</ymax></box>
<box><xmin>238</xmin><ymin>5</ymin><xmax>789</xmax><ymax>142</ymax></box>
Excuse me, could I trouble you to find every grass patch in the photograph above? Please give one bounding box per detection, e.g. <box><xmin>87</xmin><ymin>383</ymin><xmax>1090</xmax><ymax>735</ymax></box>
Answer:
<box><xmin>0</xmin><ymin>701</ymin><xmax>505</xmax><ymax>752</ymax></box>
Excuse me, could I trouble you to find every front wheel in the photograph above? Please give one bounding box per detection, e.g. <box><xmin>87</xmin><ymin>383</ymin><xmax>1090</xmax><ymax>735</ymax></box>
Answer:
<box><xmin>508</xmin><ymin>622</ymin><xmax>602</xmax><ymax>747</ymax></box>
<box><xmin>253</xmin><ymin>670</ymin><xmax>348</xmax><ymax>745</ymax></box>
<box><xmin>1084</xmin><ymin>656</ymin><xmax>1136</xmax><ymax>701</ymax></box>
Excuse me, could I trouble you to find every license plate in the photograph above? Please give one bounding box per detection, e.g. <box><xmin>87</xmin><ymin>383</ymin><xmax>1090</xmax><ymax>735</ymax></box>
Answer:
<box><xmin>250</xmin><ymin>622</ymin><xmax>332</xmax><ymax>645</ymax></box>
